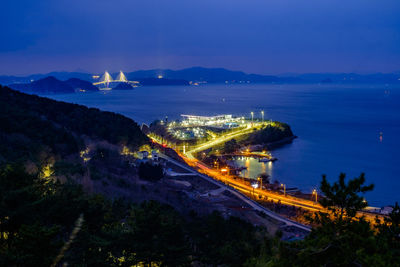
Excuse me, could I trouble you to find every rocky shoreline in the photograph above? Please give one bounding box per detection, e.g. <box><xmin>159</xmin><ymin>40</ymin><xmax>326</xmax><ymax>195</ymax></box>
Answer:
<box><xmin>265</xmin><ymin>135</ymin><xmax>298</xmax><ymax>150</ymax></box>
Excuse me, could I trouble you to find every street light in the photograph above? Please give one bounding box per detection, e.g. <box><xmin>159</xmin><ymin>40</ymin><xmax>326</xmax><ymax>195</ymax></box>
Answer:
<box><xmin>214</xmin><ymin>160</ymin><xmax>219</xmax><ymax>169</ymax></box>
<box><xmin>258</xmin><ymin>177</ymin><xmax>263</xmax><ymax>190</ymax></box>
<box><xmin>252</xmin><ymin>182</ymin><xmax>258</xmax><ymax>198</ymax></box>
<box><xmin>261</xmin><ymin>110</ymin><xmax>264</xmax><ymax>122</ymax></box>
<box><xmin>281</xmin><ymin>183</ymin><xmax>286</xmax><ymax>196</ymax></box>
<box><xmin>312</xmin><ymin>189</ymin><xmax>318</xmax><ymax>203</ymax></box>
<box><xmin>251</xmin><ymin>112</ymin><xmax>254</xmax><ymax>124</ymax></box>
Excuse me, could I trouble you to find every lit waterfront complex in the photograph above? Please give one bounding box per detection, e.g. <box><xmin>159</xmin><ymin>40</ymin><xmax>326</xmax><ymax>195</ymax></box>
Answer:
<box><xmin>180</xmin><ymin>114</ymin><xmax>244</xmax><ymax>127</ymax></box>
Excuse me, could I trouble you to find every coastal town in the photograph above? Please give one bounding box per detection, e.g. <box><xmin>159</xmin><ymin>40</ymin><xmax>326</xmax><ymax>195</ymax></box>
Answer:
<box><xmin>139</xmin><ymin>114</ymin><xmax>391</xmax><ymax>230</ymax></box>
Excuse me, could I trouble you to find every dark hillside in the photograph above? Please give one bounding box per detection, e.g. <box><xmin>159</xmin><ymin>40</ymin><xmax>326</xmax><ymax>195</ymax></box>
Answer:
<box><xmin>0</xmin><ymin>85</ymin><xmax>148</xmax><ymax>166</ymax></box>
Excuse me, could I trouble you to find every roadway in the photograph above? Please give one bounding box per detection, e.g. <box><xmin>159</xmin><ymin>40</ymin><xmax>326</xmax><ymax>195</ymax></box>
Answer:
<box><xmin>191</xmin><ymin>159</ymin><xmax>323</xmax><ymax>212</ymax></box>
<box><xmin>150</xmin><ymin>122</ymin><xmax>382</xmax><ymax>230</ymax></box>
<box><xmin>186</xmin><ymin>122</ymin><xmax>266</xmax><ymax>159</ymax></box>
<box><xmin>178</xmin><ymin>124</ymin><xmax>380</xmax><ymax>217</ymax></box>
<box><xmin>186</xmin><ymin>156</ymin><xmax>382</xmax><ymax>223</ymax></box>
<box><xmin>159</xmin><ymin>153</ymin><xmax>311</xmax><ymax>232</ymax></box>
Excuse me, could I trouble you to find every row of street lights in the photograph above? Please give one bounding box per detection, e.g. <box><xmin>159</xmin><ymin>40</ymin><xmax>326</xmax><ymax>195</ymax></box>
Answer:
<box><xmin>250</xmin><ymin>110</ymin><xmax>265</xmax><ymax>123</ymax></box>
<box><xmin>280</xmin><ymin>183</ymin><xmax>318</xmax><ymax>204</ymax></box>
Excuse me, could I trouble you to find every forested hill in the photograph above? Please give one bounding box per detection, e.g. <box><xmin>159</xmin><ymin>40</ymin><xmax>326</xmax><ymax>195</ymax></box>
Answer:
<box><xmin>0</xmin><ymin>85</ymin><xmax>148</xmax><ymax>166</ymax></box>
<box><xmin>8</xmin><ymin>76</ymin><xmax>99</xmax><ymax>94</ymax></box>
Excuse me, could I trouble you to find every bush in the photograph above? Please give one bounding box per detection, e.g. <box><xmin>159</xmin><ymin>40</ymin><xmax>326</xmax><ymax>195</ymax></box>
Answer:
<box><xmin>224</xmin><ymin>139</ymin><xmax>240</xmax><ymax>153</ymax></box>
<box><xmin>138</xmin><ymin>162</ymin><xmax>164</xmax><ymax>182</ymax></box>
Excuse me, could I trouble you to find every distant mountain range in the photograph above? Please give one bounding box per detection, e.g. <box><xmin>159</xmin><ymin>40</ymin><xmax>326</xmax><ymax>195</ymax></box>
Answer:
<box><xmin>1</xmin><ymin>67</ymin><xmax>399</xmax><ymax>87</ymax></box>
<box><xmin>125</xmin><ymin>67</ymin><xmax>302</xmax><ymax>84</ymax></box>
<box><xmin>287</xmin><ymin>72</ymin><xmax>400</xmax><ymax>84</ymax></box>
<box><xmin>127</xmin><ymin>67</ymin><xmax>400</xmax><ymax>84</ymax></box>
<box><xmin>0</xmin><ymin>72</ymin><xmax>93</xmax><ymax>85</ymax></box>
<box><xmin>138</xmin><ymin>78</ymin><xmax>189</xmax><ymax>86</ymax></box>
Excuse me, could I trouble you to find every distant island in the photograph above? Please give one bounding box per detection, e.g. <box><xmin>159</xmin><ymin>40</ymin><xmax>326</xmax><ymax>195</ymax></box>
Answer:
<box><xmin>8</xmin><ymin>76</ymin><xmax>98</xmax><ymax>94</ymax></box>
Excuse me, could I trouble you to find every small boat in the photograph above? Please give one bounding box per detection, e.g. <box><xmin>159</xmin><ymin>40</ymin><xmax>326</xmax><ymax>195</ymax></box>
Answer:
<box><xmin>258</xmin><ymin>158</ymin><xmax>271</xmax><ymax>162</ymax></box>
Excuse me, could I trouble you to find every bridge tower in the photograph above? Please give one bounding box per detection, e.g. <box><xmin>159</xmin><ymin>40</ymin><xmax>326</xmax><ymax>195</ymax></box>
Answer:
<box><xmin>99</xmin><ymin>71</ymin><xmax>113</xmax><ymax>88</ymax></box>
<box><xmin>115</xmin><ymin>71</ymin><xmax>128</xmax><ymax>83</ymax></box>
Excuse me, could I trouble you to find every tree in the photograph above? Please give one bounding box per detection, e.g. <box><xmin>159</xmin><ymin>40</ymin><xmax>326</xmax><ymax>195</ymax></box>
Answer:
<box><xmin>224</xmin><ymin>139</ymin><xmax>239</xmax><ymax>154</ymax></box>
<box><xmin>374</xmin><ymin>202</ymin><xmax>400</xmax><ymax>265</ymax></box>
<box><xmin>320</xmin><ymin>173</ymin><xmax>374</xmax><ymax>222</ymax></box>
<box><xmin>138</xmin><ymin>162</ymin><xmax>164</xmax><ymax>182</ymax></box>
<box><xmin>273</xmin><ymin>173</ymin><xmax>378</xmax><ymax>266</ymax></box>
<box><xmin>124</xmin><ymin>201</ymin><xmax>190</xmax><ymax>266</ymax></box>
<box><xmin>188</xmin><ymin>211</ymin><xmax>264</xmax><ymax>266</ymax></box>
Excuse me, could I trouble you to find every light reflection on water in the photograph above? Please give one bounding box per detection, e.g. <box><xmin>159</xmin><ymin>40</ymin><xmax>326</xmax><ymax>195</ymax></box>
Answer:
<box><xmin>234</xmin><ymin>157</ymin><xmax>273</xmax><ymax>180</ymax></box>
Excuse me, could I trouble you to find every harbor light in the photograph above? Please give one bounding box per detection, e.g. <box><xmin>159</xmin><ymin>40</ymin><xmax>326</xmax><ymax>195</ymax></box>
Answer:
<box><xmin>251</xmin><ymin>111</ymin><xmax>254</xmax><ymax>123</ymax></box>
<box><xmin>261</xmin><ymin>110</ymin><xmax>264</xmax><ymax>121</ymax></box>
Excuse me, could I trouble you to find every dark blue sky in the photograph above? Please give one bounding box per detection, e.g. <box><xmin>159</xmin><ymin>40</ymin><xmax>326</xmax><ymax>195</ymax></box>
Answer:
<box><xmin>1</xmin><ymin>0</ymin><xmax>399</xmax><ymax>75</ymax></box>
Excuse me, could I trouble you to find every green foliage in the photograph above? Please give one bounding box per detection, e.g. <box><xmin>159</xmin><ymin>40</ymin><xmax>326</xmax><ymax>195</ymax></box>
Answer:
<box><xmin>2</xmin><ymin>158</ymin><xmax>399</xmax><ymax>266</ymax></box>
<box><xmin>224</xmin><ymin>138</ymin><xmax>240</xmax><ymax>153</ymax></box>
<box><xmin>249</xmin><ymin>122</ymin><xmax>294</xmax><ymax>144</ymax></box>
<box><xmin>89</xmin><ymin>165</ymin><xmax>103</xmax><ymax>180</ymax></box>
<box><xmin>0</xmin><ymin>164</ymin><xmax>270</xmax><ymax>266</ymax></box>
<box><xmin>0</xmin><ymin>165</ymin><xmax>79</xmax><ymax>266</ymax></box>
<box><xmin>271</xmin><ymin>173</ymin><xmax>400</xmax><ymax>267</ymax></box>
<box><xmin>374</xmin><ymin>202</ymin><xmax>400</xmax><ymax>265</ymax></box>
<box><xmin>121</xmin><ymin>201</ymin><xmax>190</xmax><ymax>266</ymax></box>
<box><xmin>320</xmin><ymin>173</ymin><xmax>374</xmax><ymax>220</ymax></box>
<box><xmin>0</xmin><ymin>85</ymin><xmax>148</xmax><ymax>168</ymax></box>
<box><xmin>188</xmin><ymin>211</ymin><xmax>265</xmax><ymax>266</ymax></box>
<box><xmin>138</xmin><ymin>162</ymin><xmax>164</xmax><ymax>181</ymax></box>
<box><xmin>53</xmin><ymin>161</ymin><xmax>85</xmax><ymax>176</ymax></box>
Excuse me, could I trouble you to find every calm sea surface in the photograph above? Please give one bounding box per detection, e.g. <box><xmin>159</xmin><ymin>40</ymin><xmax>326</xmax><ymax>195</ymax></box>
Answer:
<box><xmin>47</xmin><ymin>84</ymin><xmax>400</xmax><ymax>207</ymax></box>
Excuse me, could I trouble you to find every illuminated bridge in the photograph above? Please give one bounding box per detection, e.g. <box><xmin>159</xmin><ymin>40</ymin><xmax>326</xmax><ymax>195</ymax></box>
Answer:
<box><xmin>93</xmin><ymin>71</ymin><xmax>139</xmax><ymax>89</ymax></box>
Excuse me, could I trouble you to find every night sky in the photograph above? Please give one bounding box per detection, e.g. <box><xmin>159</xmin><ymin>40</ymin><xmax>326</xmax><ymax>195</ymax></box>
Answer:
<box><xmin>1</xmin><ymin>0</ymin><xmax>399</xmax><ymax>75</ymax></box>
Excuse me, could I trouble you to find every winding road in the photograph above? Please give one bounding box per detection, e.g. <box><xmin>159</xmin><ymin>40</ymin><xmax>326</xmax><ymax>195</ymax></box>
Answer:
<box><xmin>160</xmin><ymin>153</ymin><xmax>312</xmax><ymax>232</ymax></box>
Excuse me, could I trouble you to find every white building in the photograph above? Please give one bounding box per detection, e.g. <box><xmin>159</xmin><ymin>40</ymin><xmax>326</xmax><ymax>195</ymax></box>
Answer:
<box><xmin>181</xmin><ymin>114</ymin><xmax>233</xmax><ymax>125</ymax></box>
